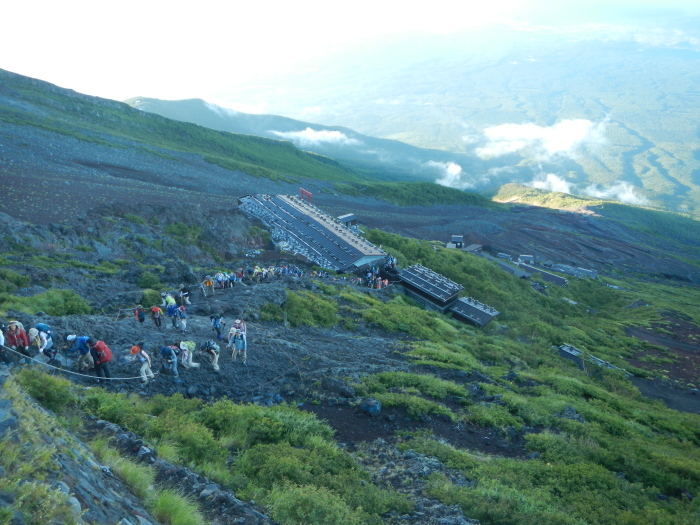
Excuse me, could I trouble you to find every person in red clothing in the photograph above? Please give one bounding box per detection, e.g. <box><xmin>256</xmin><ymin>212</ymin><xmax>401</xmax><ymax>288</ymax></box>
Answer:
<box><xmin>6</xmin><ymin>321</ymin><xmax>30</xmax><ymax>363</ymax></box>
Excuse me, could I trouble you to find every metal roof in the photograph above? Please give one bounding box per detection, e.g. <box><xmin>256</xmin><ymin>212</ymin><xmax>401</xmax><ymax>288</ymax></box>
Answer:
<box><xmin>238</xmin><ymin>195</ymin><xmax>385</xmax><ymax>270</ymax></box>
<box><xmin>399</xmin><ymin>264</ymin><xmax>464</xmax><ymax>303</ymax></box>
<box><xmin>450</xmin><ymin>297</ymin><xmax>500</xmax><ymax>326</ymax></box>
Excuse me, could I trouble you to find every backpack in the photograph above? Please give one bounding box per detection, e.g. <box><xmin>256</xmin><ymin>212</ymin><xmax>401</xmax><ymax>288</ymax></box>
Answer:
<box><xmin>202</xmin><ymin>340</ymin><xmax>220</xmax><ymax>354</ymax></box>
<box><xmin>36</xmin><ymin>323</ymin><xmax>53</xmax><ymax>340</ymax></box>
<box><xmin>93</xmin><ymin>341</ymin><xmax>113</xmax><ymax>364</ymax></box>
<box><xmin>151</xmin><ymin>306</ymin><xmax>162</xmax><ymax>317</ymax></box>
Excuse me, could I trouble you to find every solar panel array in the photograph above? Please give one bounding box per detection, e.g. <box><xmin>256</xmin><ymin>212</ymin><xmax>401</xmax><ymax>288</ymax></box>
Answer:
<box><xmin>399</xmin><ymin>264</ymin><xmax>464</xmax><ymax>303</ymax></box>
<box><xmin>238</xmin><ymin>194</ymin><xmax>385</xmax><ymax>271</ymax></box>
<box><xmin>449</xmin><ymin>297</ymin><xmax>500</xmax><ymax>326</ymax></box>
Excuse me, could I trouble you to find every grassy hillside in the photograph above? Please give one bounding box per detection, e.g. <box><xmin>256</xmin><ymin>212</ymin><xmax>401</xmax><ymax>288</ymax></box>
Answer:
<box><xmin>493</xmin><ymin>183</ymin><xmax>700</xmax><ymax>248</ymax></box>
<box><xmin>333</xmin><ymin>181</ymin><xmax>498</xmax><ymax>207</ymax></box>
<box><xmin>3</xmin><ymin>206</ymin><xmax>699</xmax><ymax>524</ymax></box>
<box><xmin>0</xmin><ymin>69</ymin><xmax>363</xmax><ymax>183</ymax></box>
<box><xmin>13</xmin><ymin>234</ymin><xmax>700</xmax><ymax>523</ymax></box>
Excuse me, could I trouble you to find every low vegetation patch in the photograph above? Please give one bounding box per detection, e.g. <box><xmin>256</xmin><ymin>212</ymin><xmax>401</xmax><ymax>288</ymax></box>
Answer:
<box><xmin>0</xmin><ymin>288</ymin><xmax>91</xmax><ymax>316</ymax></box>
<box><xmin>74</xmin><ymin>387</ymin><xmax>412</xmax><ymax>524</ymax></box>
<box><xmin>334</xmin><ymin>181</ymin><xmax>496</xmax><ymax>208</ymax></box>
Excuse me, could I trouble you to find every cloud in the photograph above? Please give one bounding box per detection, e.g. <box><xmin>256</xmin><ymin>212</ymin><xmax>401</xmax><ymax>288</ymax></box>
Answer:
<box><xmin>524</xmin><ymin>173</ymin><xmax>649</xmax><ymax>205</ymax></box>
<box><xmin>582</xmin><ymin>181</ymin><xmax>649</xmax><ymax>205</ymax></box>
<box><xmin>529</xmin><ymin>173</ymin><xmax>575</xmax><ymax>193</ymax></box>
<box><xmin>428</xmin><ymin>161</ymin><xmax>476</xmax><ymax>190</ymax></box>
<box><xmin>475</xmin><ymin>119</ymin><xmax>607</xmax><ymax>161</ymax></box>
<box><xmin>204</xmin><ymin>101</ymin><xmax>240</xmax><ymax>117</ymax></box>
<box><xmin>461</xmin><ymin>134</ymin><xmax>481</xmax><ymax>145</ymax></box>
<box><xmin>269</xmin><ymin>127</ymin><xmax>361</xmax><ymax>147</ymax></box>
<box><xmin>429</xmin><ymin>161</ymin><xmax>512</xmax><ymax>190</ymax></box>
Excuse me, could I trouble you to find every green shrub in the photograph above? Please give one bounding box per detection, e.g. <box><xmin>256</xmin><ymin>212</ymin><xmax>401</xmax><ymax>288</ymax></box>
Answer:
<box><xmin>285</xmin><ymin>291</ymin><xmax>338</xmax><ymax>328</ymax></box>
<box><xmin>467</xmin><ymin>403</ymin><xmax>523</xmax><ymax>430</ymax></box>
<box><xmin>147</xmin><ymin>411</ymin><xmax>222</xmax><ymax>464</ymax></box>
<box><xmin>199</xmin><ymin>400</ymin><xmax>334</xmax><ymax>447</ymax></box>
<box><xmin>124</xmin><ymin>213</ymin><xmax>147</xmax><ymax>225</ymax></box>
<box><xmin>266</xmin><ymin>483</ymin><xmax>368</xmax><ymax>525</ymax></box>
<box><xmin>0</xmin><ymin>289</ymin><xmax>91</xmax><ymax>316</ymax></box>
<box><xmin>165</xmin><ymin>222</ymin><xmax>202</xmax><ymax>243</ymax></box>
<box><xmin>14</xmin><ymin>369</ymin><xmax>75</xmax><ymax>412</ymax></box>
<box><xmin>360</xmin><ymin>295</ymin><xmax>458</xmax><ymax>342</ymax></box>
<box><xmin>141</xmin><ymin>288</ymin><xmax>162</xmax><ymax>307</ymax></box>
<box><xmin>0</xmin><ymin>268</ymin><xmax>30</xmax><ymax>293</ymax></box>
<box><xmin>360</xmin><ymin>371</ymin><xmax>468</xmax><ymax>399</ymax></box>
<box><xmin>260</xmin><ymin>302</ymin><xmax>284</xmax><ymax>322</ymax></box>
<box><xmin>374</xmin><ymin>392</ymin><xmax>455</xmax><ymax>420</ymax></box>
<box><xmin>150</xmin><ymin>489</ymin><xmax>204</xmax><ymax>525</ymax></box>
<box><xmin>136</xmin><ymin>271</ymin><xmax>161</xmax><ymax>289</ymax></box>
<box><xmin>83</xmin><ymin>389</ymin><xmax>149</xmax><ymax>433</ymax></box>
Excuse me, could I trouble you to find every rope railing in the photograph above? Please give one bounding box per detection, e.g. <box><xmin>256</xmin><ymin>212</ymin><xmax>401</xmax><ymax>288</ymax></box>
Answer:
<box><xmin>0</xmin><ymin>343</ymin><xmax>159</xmax><ymax>382</ymax></box>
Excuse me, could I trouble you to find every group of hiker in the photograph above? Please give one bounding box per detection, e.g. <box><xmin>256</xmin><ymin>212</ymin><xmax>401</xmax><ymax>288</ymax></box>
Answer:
<box><xmin>0</xmin><ymin>320</ymin><xmax>59</xmax><ymax>367</ymax></box>
<box><xmin>0</xmin><ymin>321</ymin><xmax>115</xmax><ymax>381</ymax></box>
<box><xmin>199</xmin><ymin>265</ymin><xmax>307</xmax><ymax>291</ymax></box>
<box><xmin>129</xmin><ymin>318</ymin><xmax>247</xmax><ymax>383</ymax></box>
<box><xmin>0</xmin><ymin>316</ymin><xmax>249</xmax><ymax>386</ymax></box>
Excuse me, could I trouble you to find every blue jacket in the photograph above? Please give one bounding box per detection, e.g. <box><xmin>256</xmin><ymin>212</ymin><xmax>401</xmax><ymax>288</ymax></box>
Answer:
<box><xmin>160</xmin><ymin>346</ymin><xmax>177</xmax><ymax>360</ymax></box>
<box><xmin>70</xmin><ymin>336</ymin><xmax>91</xmax><ymax>355</ymax></box>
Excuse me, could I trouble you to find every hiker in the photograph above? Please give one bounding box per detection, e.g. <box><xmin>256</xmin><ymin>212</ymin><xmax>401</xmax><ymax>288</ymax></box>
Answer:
<box><xmin>66</xmin><ymin>334</ymin><xmax>93</xmax><ymax>371</ymax></box>
<box><xmin>130</xmin><ymin>343</ymin><xmax>155</xmax><ymax>384</ymax></box>
<box><xmin>150</xmin><ymin>305</ymin><xmax>163</xmax><ymax>329</ymax></box>
<box><xmin>160</xmin><ymin>345</ymin><xmax>179</xmax><ymax>377</ymax></box>
<box><xmin>167</xmin><ymin>302</ymin><xmax>178</xmax><ymax>328</ymax></box>
<box><xmin>210</xmin><ymin>314</ymin><xmax>224</xmax><ymax>340</ymax></box>
<box><xmin>134</xmin><ymin>305</ymin><xmax>146</xmax><ymax>324</ymax></box>
<box><xmin>164</xmin><ymin>293</ymin><xmax>177</xmax><ymax>307</ymax></box>
<box><xmin>202</xmin><ymin>276</ymin><xmax>214</xmax><ymax>296</ymax></box>
<box><xmin>199</xmin><ymin>340</ymin><xmax>220</xmax><ymax>371</ymax></box>
<box><xmin>88</xmin><ymin>338</ymin><xmax>113</xmax><ymax>380</ymax></box>
<box><xmin>176</xmin><ymin>306</ymin><xmax>188</xmax><ymax>333</ymax></box>
<box><xmin>28</xmin><ymin>324</ymin><xmax>57</xmax><ymax>363</ymax></box>
<box><xmin>0</xmin><ymin>323</ymin><xmax>13</xmax><ymax>367</ymax></box>
<box><xmin>179</xmin><ymin>284</ymin><xmax>192</xmax><ymax>305</ymax></box>
<box><xmin>230</xmin><ymin>329</ymin><xmax>247</xmax><ymax>365</ymax></box>
<box><xmin>6</xmin><ymin>321</ymin><xmax>31</xmax><ymax>363</ymax></box>
<box><xmin>229</xmin><ymin>319</ymin><xmax>247</xmax><ymax>350</ymax></box>
<box><xmin>179</xmin><ymin>340</ymin><xmax>199</xmax><ymax>369</ymax></box>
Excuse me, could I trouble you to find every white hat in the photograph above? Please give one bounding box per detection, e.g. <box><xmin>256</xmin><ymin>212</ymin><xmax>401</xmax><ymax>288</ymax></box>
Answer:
<box><xmin>66</xmin><ymin>334</ymin><xmax>76</xmax><ymax>341</ymax></box>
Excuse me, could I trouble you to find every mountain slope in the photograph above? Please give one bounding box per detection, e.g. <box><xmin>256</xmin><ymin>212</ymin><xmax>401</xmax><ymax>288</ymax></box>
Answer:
<box><xmin>0</xmin><ymin>68</ymin><xmax>361</xmax><ymax>186</ymax></box>
<box><xmin>125</xmin><ymin>96</ymin><xmax>480</xmax><ymax>182</ymax></box>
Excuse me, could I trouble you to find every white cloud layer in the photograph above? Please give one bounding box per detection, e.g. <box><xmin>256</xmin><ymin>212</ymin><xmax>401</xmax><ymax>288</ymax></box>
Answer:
<box><xmin>269</xmin><ymin>128</ymin><xmax>360</xmax><ymax>147</ymax></box>
<box><xmin>524</xmin><ymin>173</ymin><xmax>648</xmax><ymax>205</ymax></box>
<box><xmin>530</xmin><ymin>173</ymin><xmax>575</xmax><ymax>193</ymax></box>
<box><xmin>428</xmin><ymin>161</ymin><xmax>478</xmax><ymax>190</ymax></box>
<box><xmin>475</xmin><ymin>119</ymin><xmax>607</xmax><ymax>161</ymax></box>
<box><xmin>582</xmin><ymin>181</ymin><xmax>649</xmax><ymax>205</ymax></box>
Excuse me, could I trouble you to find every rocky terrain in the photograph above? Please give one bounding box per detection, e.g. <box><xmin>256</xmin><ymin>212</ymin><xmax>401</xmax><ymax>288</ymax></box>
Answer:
<box><xmin>2</xmin><ymin>70</ymin><xmax>699</xmax><ymax>524</ymax></box>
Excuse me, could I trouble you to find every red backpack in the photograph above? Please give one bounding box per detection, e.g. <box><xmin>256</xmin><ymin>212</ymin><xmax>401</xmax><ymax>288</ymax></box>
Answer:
<box><xmin>93</xmin><ymin>341</ymin><xmax>113</xmax><ymax>364</ymax></box>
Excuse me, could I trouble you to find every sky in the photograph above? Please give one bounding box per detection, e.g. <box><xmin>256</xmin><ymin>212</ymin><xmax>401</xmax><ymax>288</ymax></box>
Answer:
<box><xmin>2</xmin><ymin>0</ymin><xmax>699</xmax><ymax>104</ymax></box>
